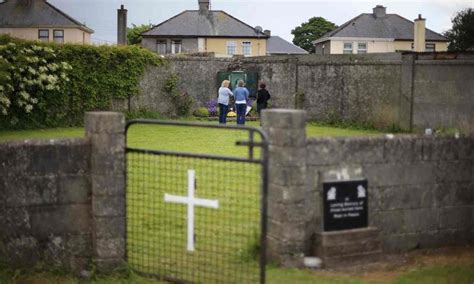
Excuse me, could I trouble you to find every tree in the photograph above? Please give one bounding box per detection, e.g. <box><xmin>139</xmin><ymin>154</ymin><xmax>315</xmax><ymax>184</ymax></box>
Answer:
<box><xmin>444</xmin><ymin>8</ymin><xmax>474</xmax><ymax>51</ymax></box>
<box><xmin>127</xmin><ymin>24</ymin><xmax>153</xmax><ymax>45</ymax></box>
<box><xmin>291</xmin><ymin>17</ymin><xmax>337</xmax><ymax>53</ymax></box>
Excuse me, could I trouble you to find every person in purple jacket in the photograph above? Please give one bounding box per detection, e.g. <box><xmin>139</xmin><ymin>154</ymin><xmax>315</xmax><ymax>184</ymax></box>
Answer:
<box><xmin>233</xmin><ymin>80</ymin><xmax>249</xmax><ymax>125</ymax></box>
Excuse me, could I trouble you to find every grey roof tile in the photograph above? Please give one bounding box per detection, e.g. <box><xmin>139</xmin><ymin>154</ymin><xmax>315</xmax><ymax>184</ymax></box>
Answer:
<box><xmin>319</xmin><ymin>13</ymin><xmax>447</xmax><ymax>42</ymax></box>
<box><xmin>267</xmin><ymin>36</ymin><xmax>308</xmax><ymax>54</ymax></box>
<box><xmin>0</xmin><ymin>0</ymin><xmax>93</xmax><ymax>33</ymax></box>
<box><xmin>142</xmin><ymin>10</ymin><xmax>268</xmax><ymax>38</ymax></box>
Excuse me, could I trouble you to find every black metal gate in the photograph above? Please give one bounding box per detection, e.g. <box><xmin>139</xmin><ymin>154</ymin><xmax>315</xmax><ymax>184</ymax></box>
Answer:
<box><xmin>125</xmin><ymin>120</ymin><xmax>268</xmax><ymax>283</ymax></box>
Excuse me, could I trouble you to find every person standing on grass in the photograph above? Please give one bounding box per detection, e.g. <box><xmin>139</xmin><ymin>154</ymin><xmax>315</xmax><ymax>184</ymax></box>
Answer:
<box><xmin>234</xmin><ymin>80</ymin><xmax>249</xmax><ymax>125</ymax></box>
<box><xmin>217</xmin><ymin>80</ymin><xmax>233</xmax><ymax>124</ymax></box>
<box><xmin>256</xmin><ymin>82</ymin><xmax>271</xmax><ymax>115</ymax></box>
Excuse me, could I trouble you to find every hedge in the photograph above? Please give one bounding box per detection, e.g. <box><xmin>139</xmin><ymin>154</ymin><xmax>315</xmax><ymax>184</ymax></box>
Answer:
<box><xmin>0</xmin><ymin>35</ymin><xmax>163</xmax><ymax>129</ymax></box>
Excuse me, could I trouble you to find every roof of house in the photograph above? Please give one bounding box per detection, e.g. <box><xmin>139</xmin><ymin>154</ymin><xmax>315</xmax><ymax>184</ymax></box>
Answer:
<box><xmin>0</xmin><ymin>0</ymin><xmax>94</xmax><ymax>33</ymax></box>
<box><xmin>267</xmin><ymin>36</ymin><xmax>308</xmax><ymax>54</ymax></box>
<box><xmin>315</xmin><ymin>11</ymin><xmax>447</xmax><ymax>43</ymax></box>
<box><xmin>142</xmin><ymin>10</ymin><xmax>268</xmax><ymax>38</ymax></box>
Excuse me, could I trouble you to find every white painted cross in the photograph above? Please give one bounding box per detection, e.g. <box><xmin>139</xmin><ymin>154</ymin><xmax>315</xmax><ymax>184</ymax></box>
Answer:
<box><xmin>164</xmin><ymin>169</ymin><xmax>219</xmax><ymax>252</ymax></box>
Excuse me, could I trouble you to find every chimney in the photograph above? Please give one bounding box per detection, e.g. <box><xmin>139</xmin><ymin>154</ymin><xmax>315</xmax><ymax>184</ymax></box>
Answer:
<box><xmin>117</xmin><ymin>4</ymin><xmax>128</xmax><ymax>45</ymax></box>
<box><xmin>264</xmin><ymin>30</ymin><xmax>271</xmax><ymax>37</ymax></box>
<box><xmin>414</xmin><ymin>14</ymin><xmax>426</xmax><ymax>52</ymax></box>
<box><xmin>373</xmin><ymin>5</ymin><xmax>386</xmax><ymax>18</ymax></box>
<box><xmin>199</xmin><ymin>0</ymin><xmax>210</xmax><ymax>13</ymax></box>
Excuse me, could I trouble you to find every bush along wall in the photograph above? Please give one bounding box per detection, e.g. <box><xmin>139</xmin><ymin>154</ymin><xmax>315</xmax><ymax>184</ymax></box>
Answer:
<box><xmin>0</xmin><ymin>35</ymin><xmax>163</xmax><ymax>129</ymax></box>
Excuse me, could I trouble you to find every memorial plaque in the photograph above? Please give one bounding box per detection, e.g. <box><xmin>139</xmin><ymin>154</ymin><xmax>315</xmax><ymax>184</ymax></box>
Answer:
<box><xmin>323</xmin><ymin>179</ymin><xmax>368</xmax><ymax>231</ymax></box>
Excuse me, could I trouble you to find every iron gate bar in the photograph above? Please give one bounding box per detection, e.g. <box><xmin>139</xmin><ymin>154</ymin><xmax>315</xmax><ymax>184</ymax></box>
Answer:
<box><xmin>125</xmin><ymin>119</ymin><xmax>269</xmax><ymax>284</ymax></box>
<box><xmin>126</xmin><ymin>147</ymin><xmax>262</xmax><ymax>164</ymax></box>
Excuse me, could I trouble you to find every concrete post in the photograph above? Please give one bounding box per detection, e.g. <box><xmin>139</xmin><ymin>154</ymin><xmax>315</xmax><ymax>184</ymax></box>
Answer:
<box><xmin>261</xmin><ymin>109</ymin><xmax>308</xmax><ymax>267</ymax></box>
<box><xmin>85</xmin><ymin>112</ymin><xmax>126</xmax><ymax>271</ymax></box>
<box><xmin>117</xmin><ymin>5</ymin><xmax>128</xmax><ymax>45</ymax></box>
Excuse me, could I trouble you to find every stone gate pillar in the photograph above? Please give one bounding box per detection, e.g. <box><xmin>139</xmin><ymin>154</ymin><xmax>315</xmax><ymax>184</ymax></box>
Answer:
<box><xmin>261</xmin><ymin>109</ymin><xmax>309</xmax><ymax>267</ymax></box>
<box><xmin>85</xmin><ymin>112</ymin><xmax>126</xmax><ymax>271</ymax></box>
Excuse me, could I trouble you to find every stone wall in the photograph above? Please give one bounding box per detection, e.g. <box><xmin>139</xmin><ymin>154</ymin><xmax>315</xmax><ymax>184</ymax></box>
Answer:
<box><xmin>135</xmin><ymin>58</ymin><xmax>231</xmax><ymax>116</ymax></box>
<box><xmin>0</xmin><ymin>139</ymin><xmax>92</xmax><ymax>271</ymax></box>
<box><xmin>413</xmin><ymin>60</ymin><xmax>474</xmax><ymax>132</ymax></box>
<box><xmin>131</xmin><ymin>52</ymin><xmax>474</xmax><ymax>132</ymax></box>
<box><xmin>262</xmin><ymin>109</ymin><xmax>474</xmax><ymax>267</ymax></box>
<box><xmin>0</xmin><ymin>112</ymin><xmax>126</xmax><ymax>273</ymax></box>
<box><xmin>307</xmin><ymin>135</ymin><xmax>474</xmax><ymax>252</ymax></box>
<box><xmin>297</xmin><ymin>60</ymin><xmax>401</xmax><ymax>128</ymax></box>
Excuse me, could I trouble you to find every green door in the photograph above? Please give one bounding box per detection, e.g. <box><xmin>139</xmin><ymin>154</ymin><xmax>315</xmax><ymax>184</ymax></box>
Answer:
<box><xmin>217</xmin><ymin>71</ymin><xmax>259</xmax><ymax>98</ymax></box>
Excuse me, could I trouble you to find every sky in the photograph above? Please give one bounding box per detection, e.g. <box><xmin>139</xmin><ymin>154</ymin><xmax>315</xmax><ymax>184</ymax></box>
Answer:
<box><xmin>49</xmin><ymin>0</ymin><xmax>474</xmax><ymax>45</ymax></box>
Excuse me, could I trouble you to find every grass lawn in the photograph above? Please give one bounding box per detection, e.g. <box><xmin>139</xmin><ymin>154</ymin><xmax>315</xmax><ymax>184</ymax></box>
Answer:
<box><xmin>2</xmin><ymin>255</ymin><xmax>473</xmax><ymax>284</ymax></box>
<box><xmin>0</xmin><ymin>120</ymin><xmax>382</xmax><ymax>144</ymax></box>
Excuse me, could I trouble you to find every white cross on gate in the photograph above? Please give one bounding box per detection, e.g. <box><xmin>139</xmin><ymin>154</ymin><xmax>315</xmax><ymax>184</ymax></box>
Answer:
<box><xmin>164</xmin><ymin>169</ymin><xmax>219</xmax><ymax>252</ymax></box>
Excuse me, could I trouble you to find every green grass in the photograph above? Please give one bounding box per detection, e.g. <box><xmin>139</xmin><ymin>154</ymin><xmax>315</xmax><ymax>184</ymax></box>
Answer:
<box><xmin>267</xmin><ymin>267</ymin><xmax>367</xmax><ymax>284</ymax></box>
<box><xmin>0</xmin><ymin>127</ymin><xmax>84</xmax><ymax>142</ymax></box>
<box><xmin>3</xmin><ymin>263</ymin><xmax>473</xmax><ymax>284</ymax></box>
<box><xmin>0</xmin><ymin>120</ymin><xmax>383</xmax><ymax>144</ymax></box>
<box><xmin>305</xmin><ymin>122</ymin><xmax>382</xmax><ymax>137</ymax></box>
<box><xmin>391</xmin><ymin>263</ymin><xmax>474</xmax><ymax>284</ymax></box>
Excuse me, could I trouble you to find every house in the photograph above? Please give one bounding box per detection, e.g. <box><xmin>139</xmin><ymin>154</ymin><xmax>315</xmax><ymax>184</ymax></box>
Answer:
<box><xmin>266</xmin><ymin>35</ymin><xmax>308</xmax><ymax>56</ymax></box>
<box><xmin>0</xmin><ymin>0</ymin><xmax>94</xmax><ymax>44</ymax></box>
<box><xmin>313</xmin><ymin>5</ymin><xmax>448</xmax><ymax>54</ymax></box>
<box><xmin>141</xmin><ymin>0</ymin><xmax>270</xmax><ymax>57</ymax></box>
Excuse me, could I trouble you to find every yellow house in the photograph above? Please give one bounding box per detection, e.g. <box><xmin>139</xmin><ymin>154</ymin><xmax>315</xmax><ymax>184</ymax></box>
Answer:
<box><xmin>141</xmin><ymin>0</ymin><xmax>270</xmax><ymax>57</ymax></box>
<box><xmin>314</xmin><ymin>5</ymin><xmax>448</xmax><ymax>54</ymax></box>
<box><xmin>0</xmin><ymin>0</ymin><xmax>94</xmax><ymax>44</ymax></box>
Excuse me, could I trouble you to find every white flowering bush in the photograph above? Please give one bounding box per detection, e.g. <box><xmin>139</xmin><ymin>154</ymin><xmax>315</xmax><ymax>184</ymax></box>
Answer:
<box><xmin>0</xmin><ymin>43</ymin><xmax>71</xmax><ymax>116</ymax></box>
<box><xmin>0</xmin><ymin>35</ymin><xmax>162</xmax><ymax>129</ymax></box>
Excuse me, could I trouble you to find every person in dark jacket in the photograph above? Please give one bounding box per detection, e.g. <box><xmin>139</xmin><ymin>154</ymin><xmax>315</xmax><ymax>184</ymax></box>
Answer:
<box><xmin>256</xmin><ymin>83</ymin><xmax>271</xmax><ymax>115</ymax></box>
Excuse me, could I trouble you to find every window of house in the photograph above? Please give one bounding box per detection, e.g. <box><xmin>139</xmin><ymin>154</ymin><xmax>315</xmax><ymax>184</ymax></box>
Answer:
<box><xmin>425</xmin><ymin>43</ymin><xmax>436</xmax><ymax>52</ymax></box>
<box><xmin>156</xmin><ymin>40</ymin><xmax>167</xmax><ymax>54</ymax></box>
<box><xmin>226</xmin><ymin>41</ymin><xmax>236</xmax><ymax>55</ymax></box>
<box><xmin>343</xmin><ymin>42</ymin><xmax>353</xmax><ymax>54</ymax></box>
<box><xmin>242</xmin><ymin>41</ymin><xmax>252</xmax><ymax>56</ymax></box>
<box><xmin>171</xmin><ymin>40</ymin><xmax>182</xmax><ymax>54</ymax></box>
<box><xmin>357</xmin><ymin>42</ymin><xmax>368</xmax><ymax>53</ymax></box>
<box><xmin>38</xmin><ymin>29</ymin><xmax>49</xmax><ymax>42</ymax></box>
<box><xmin>53</xmin><ymin>30</ymin><xmax>64</xmax><ymax>44</ymax></box>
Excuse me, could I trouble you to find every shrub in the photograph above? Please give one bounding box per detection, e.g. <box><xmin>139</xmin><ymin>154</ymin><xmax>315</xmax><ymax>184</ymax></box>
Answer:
<box><xmin>163</xmin><ymin>73</ymin><xmax>193</xmax><ymax>116</ymax></box>
<box><xmin>205</xmin><ymin>99</ymin><xmax>218</xmax><ymax>116</ymax></box>
<box><xmin>0</xmin><ymin>43</ymin><xmax>72</xmax><ymax>128</ymax></box>
<box><xmin>193</xmin><ymin>107</ymin><xmax>209</xmax><ymax>117</ymax></box>
<box><xmin>125</xmin><ymin>110</ymin><xmax>164</xmax><ymax>120</ymax></box>
<box><xmin>0</xmin><ymin>35</ymin><xmax>163</xmax><ymax>129</ymax></box>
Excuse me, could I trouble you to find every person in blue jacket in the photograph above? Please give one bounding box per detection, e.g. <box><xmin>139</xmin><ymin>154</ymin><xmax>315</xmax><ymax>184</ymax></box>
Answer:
<box><xmin>234</xmin><ymin>80</ymin><xmax>249</xmax><ymax>125</ymax></box>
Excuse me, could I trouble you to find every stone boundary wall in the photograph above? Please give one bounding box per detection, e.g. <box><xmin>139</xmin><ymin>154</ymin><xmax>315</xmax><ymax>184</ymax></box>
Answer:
<box><xmin>262</xmin><ymin>109</ymin><xmax>474</xmax><ymax>267</ymax></box>
<box><xmin>307</xmin><ymin>135</ymin><xmax>474</xmax><ymax>251</ymax></box>
<box><xmin>0</xmin><ymin>139</ymin><xmax>92</xmax><ymax>271</ymax></box>
<box><xmin>131</xmin><ymin>52</ymin><xmax>474</xmax><ymax>132</ymax></box>
<box><xmin>0</xmin><ymin>112</ymin><xmax>126</xmax><ymax>273</ymax></box>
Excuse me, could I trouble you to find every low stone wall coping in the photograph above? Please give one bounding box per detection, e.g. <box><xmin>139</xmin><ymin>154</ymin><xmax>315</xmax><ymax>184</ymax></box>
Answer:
<box><xmin>0</xmin><ymin>138</ymin><xmax>89</xmax><ymax>147</ymax></box>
